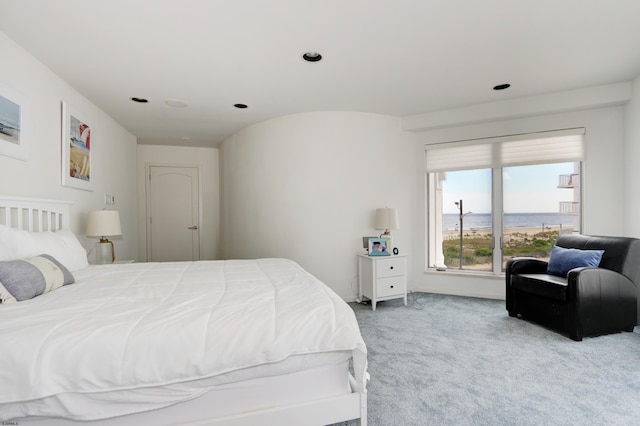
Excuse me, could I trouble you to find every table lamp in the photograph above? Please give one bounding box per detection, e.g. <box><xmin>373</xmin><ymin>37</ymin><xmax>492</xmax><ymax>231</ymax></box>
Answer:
<box><xmin>86</xmin><ymin>210</ymin><xmax>122</xmax><ymax>264</ymax></box>
<box><xmin>374</xmin><ymin>207</ymin><xmax>399</xmax><ymax>250</ymax></box>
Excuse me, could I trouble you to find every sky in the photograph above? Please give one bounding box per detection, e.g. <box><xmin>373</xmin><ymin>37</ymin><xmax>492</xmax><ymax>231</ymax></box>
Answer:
<box><xmin>442</xmin><ymin>162</ymin><xmax>577</xmax><ymax>214</ymax></box>
<box><xmin>0</xmin><ymin>95</ymin><xmax>20</xmax><ymax>125</ymax></box>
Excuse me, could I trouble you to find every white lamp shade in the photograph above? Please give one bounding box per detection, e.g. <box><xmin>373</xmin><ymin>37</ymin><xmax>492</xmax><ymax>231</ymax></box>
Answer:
<box><xmin>374</xmin><ymin>207</ymin><xmax>399</xmax><ymax>231</ymax></box>
<box><xmin>86</xmin><ymin>210</ymin><xmax>122</xmax><ymax>238</ymax></box>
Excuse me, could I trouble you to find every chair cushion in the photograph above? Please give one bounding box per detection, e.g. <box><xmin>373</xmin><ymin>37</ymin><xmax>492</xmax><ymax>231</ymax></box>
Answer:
<box><xmin>511</xmin><ymin>273</ymin><xmax>568</xmax><ymax>301</ymax></box>
<box><xmin>547</xmin><ymin>245</ymin><xmax>604</xmax><ymax>278</ymax></box>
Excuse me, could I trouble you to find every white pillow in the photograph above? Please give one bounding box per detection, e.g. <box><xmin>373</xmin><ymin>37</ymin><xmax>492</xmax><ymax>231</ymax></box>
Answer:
<box><xmin>0</xmin><ymin>225</ymin><xmax>88</xmax><ymax>271</ymax></box>
<box><xmin>0</xmin><ymin>239</ymin><xmax>10</xmax><ymax>261</ymax></box>
<box><xmin>0</xmin><ymin>224</ymin><xmax>20</xmax><ymax>261</ymax></box>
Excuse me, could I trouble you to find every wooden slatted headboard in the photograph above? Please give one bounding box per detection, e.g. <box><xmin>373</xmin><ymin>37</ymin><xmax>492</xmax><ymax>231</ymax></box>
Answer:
<box><xmin>0</xmin><ymin>196</ymin><xmax>71</xmax><ymax>231</ymax></box>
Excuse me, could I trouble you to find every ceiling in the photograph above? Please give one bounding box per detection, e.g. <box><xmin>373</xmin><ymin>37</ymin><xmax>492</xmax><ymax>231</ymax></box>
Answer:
<box><xmin>1</xmin><ymin>0</ymin><xmax>640</xmax><ymax>148</ymax></box>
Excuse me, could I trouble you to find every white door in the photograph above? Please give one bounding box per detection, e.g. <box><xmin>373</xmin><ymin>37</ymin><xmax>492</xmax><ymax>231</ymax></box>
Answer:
<box><xmin>147</xmin><ymin>165</ymin><xmax>200</xmax><ymax>261</ymax></box>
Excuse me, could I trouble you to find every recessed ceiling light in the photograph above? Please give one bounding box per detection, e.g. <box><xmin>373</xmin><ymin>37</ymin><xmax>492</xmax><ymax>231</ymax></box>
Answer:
<box><xmin>165</xmin><ymin>99</ymin><xmax>188</xmax><ymax>108</ymax></box>
<box><xmin>493</xmin><ymin>83</ymin><xmax>511</xmax><ymax>91</ymax></box>
<box><xmin>302</xmin><ymin>52</ymin><xmax>322</xmax><ymax>62</ymax></box>
<box><xmin>130</xmin><ymin>97</ymin><xmax>148</xmax><ymax>103</ymax></box>
<box><xmin>234</xmin><ymin>103</ymin><xmax>248</xmax><ymax>109</ymax></box>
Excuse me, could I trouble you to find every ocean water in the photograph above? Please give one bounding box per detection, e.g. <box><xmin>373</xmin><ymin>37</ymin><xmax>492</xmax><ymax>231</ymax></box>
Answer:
<box><xmin>443</xmin><ymin>213</ymin><xmax>578</xmax><ymax>231</ymax></box>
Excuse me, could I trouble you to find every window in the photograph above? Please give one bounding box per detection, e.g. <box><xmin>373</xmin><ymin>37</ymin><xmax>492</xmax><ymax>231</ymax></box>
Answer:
<box><xmin>426</xmin><ymin>129</ymin><xmax>584</xmax><ymax>274</ymax></box>
<box><xmin>441</xmin><ymin>168</ymin><xmax>493</xmax><ymax>271</ymax></box>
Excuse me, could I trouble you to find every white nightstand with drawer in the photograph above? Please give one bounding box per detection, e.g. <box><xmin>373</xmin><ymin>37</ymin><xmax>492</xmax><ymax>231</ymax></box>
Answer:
<box><xmin>357</xmin><ymin>253</ymin><xmax>407</xmax><ymax>310</ymax></box>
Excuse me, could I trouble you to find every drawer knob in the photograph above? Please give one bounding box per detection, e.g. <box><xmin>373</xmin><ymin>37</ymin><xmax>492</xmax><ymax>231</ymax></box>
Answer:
<box><xmin>390</xmin><ymin>266</ymin><xmax>394</xmax><ymax>270</ymax></box>
<box><xmin>390</xmin><ymin>285</ymin><xmax>394</xmax><ymax>288</ymax></box>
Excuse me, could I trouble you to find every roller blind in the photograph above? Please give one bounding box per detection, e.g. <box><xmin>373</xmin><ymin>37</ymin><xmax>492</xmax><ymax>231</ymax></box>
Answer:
<box><xmin>425</xmin><ymin>128</ymin><xmax>585</xmax><ymax>173</ymax></box>
<box><xmin>424</xmin><ymin>143</ymin><xmax>493</xmax><ymax>172</ymax></box>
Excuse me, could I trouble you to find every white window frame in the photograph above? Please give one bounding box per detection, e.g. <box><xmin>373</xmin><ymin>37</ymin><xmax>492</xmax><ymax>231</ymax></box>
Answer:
<box><xmin>425</xmin><ymin>128</ymin><xmax>585</xmax><ymax>275</ymax></box>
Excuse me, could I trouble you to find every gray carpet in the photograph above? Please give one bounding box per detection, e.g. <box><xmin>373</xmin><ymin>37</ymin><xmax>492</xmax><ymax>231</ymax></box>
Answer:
<box><xmin>349</xmin><ymin>292</ymin><xmax>640</xmax><ymax>426</ymax></box>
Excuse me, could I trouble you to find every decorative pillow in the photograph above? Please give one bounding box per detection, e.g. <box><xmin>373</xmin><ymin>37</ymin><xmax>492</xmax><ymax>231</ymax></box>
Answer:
<box><xmin>547</xmin><ymin>245</ymin><xmax>604</xmax><ymax>278</ymax></box>
<box><xmin>0</xmin><ymin>225</ymin><xmax>88</xmax><ymax>271</ymax></box>
<box><xmin>0</xmin><ymin>254</ymin><xmax>75</xmax><ymax>302</ymax></box>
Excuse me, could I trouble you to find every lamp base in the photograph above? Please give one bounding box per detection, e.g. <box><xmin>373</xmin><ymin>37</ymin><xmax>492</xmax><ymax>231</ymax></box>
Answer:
<box><xmin>95</xmin><ymin>241</ymin><xmax>114</xmax><ymax>264</ymax></box>
<box><xmin>379</xmin><ymin>232</ymin><xmax>394</xmax><ymax>253</ymax></box>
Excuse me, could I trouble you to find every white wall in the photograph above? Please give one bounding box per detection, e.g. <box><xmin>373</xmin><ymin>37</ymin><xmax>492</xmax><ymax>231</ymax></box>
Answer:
<box><xmin>624</xmin><ymin>75</ymin><xmax>640</xmax><ymax>237</ymax></box>
<box><xmin>220</xmin><ymin>100</ymin><xmax>632</xmax><ymax>302</ymax></box>
<box><xmin>411</xmin><ymin>105</ymin><xmax>627</xmax><ymax>299</ymax></box>
<box><xmin>6</xmin><ymin>21</ymin><xmax>635</xmax><ymax>301</ymax></box>
<box><xmin>220</xmin><ymin>111</ymin><xmax>416</xmax><ymax>300</ymax></box>
<box><xmin>136</xmin><ymin>145</ymin><xmax>220</xmax><ymax>261</ymax></box>
<box><xmin>0</xmin><ymin>31</ymin><xmax>138</xmax><ymax>261</ymax></box>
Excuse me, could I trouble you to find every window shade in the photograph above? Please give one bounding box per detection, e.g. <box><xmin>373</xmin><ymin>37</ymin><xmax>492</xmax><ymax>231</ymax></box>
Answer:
<box><xmin>425</xmin><ymin>143</ymin><xmax>492</xmax><ymax>172</ymax></box>
<box><xmin>425</xmin><ymin>128</ymin><xmax>584</xmax><ymax>172</ymax></box>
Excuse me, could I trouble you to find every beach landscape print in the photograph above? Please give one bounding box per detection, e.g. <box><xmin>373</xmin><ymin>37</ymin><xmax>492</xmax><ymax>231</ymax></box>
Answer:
<box><xmin>0</xmin><ymin>84</ymin><xmax>28</xmax><ymax>161</ymax></box>
<box><xmin>0</xmin><ymin>94</ymin><xmax>20</xmax><ymax>145</ymax></box>
<box><xmin>61</xmin><ymin>102</ymin><xmax>93</xmax><ymax>190</ymax></box>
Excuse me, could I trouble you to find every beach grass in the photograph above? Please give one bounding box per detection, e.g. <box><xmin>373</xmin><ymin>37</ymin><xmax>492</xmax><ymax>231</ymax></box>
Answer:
<box><xmin>442</xmin><ymin>228</ymin><xmax>561</xmax><ymax>269</ymax></box>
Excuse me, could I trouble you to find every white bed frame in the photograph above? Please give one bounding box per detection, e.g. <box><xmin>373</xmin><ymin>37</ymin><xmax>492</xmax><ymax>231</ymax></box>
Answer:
<box><xmin>0</xmin><ymin>196</ymin><xmax>368</xmax><ymax>426</ymax></box>
<box><xmin>0</xmin><ymin>196</ymin><xmax>71</xmax><ymax>231</ymax></box>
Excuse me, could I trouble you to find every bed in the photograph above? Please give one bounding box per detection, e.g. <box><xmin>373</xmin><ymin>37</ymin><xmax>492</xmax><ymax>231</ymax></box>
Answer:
<box><xmin>0</xmin><ymin>196</ymin><xmax>368</xmax><ymax>425</ymax></box>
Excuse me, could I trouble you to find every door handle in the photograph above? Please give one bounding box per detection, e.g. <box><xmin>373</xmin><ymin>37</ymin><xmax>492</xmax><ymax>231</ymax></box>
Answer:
<box><xmin>188</xmin><ymin>226</ymin><xmax>198</xmax><ymax>230</ymax></box>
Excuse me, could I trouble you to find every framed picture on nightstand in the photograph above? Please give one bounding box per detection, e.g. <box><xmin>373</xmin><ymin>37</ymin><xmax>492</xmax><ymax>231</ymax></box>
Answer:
<box><xmin>368</xmin><ymin>237</ymin><xmax>390</xmax><ymax>256</ymax></box>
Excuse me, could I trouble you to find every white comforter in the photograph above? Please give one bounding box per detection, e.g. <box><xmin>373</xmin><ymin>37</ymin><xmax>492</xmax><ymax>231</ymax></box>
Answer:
<box><xmin>0</xmin><ymin>259</ymin><xmax>367</xmax><ymax>421</ymax></box>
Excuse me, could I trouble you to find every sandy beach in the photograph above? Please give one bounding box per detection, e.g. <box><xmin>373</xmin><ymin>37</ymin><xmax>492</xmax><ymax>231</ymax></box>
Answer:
<box><xmin>443</xmin><ymin>224</ymin><xmax>573</xmax><ymax>239</ymax></box>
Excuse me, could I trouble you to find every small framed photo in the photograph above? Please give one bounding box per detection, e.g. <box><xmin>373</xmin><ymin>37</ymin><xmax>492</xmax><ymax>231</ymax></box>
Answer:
<box><xmin>0</xmin><ymin>82</ymin><xmax>28</xmax><ymax>161</ymax></box>
<box><xmin>362</xmin><ymin>236</ymin><xmax>376</xmax><ymax>250</ymax></box>
<box><xmin>368</xmin><ymin>237</ymin><xmax>390</xmax><ymax>256</ymax></box>
<box><xmin>61</xmin><ymin>101</ymin><xmax>93</xmax><ymax>191</ymax></box>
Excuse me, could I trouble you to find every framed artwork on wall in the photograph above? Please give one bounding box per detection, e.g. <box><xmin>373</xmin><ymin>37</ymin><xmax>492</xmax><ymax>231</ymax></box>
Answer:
<box><xmin>61</xmin><ymin>101</ymin><xmax>93</xmax><ymax>191</ymax></box>
<box><xmin>0</xmin><ymin>82</ymin><xmax>28</xmax><ymax>161</ymax></box>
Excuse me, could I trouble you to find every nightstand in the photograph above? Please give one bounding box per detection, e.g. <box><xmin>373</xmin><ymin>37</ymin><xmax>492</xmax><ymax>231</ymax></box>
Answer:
<box><xmin>357</xmin><ymin>253</ymin><xmax>407</xmax><ymax>310</ymax></box>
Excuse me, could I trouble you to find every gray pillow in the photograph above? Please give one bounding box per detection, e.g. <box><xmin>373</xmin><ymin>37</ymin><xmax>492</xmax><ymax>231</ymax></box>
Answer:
<box><xmin>0</xmin><ymin>254</ymin><xmax>75</xmax><ymax>302</ymax></box>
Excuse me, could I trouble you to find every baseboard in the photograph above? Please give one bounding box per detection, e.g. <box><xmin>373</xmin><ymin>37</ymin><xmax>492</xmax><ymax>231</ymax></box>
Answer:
<box><xmin>409</xmin><ymin>286</ymin><xmax>505</xmax><ymax>301</ymax></box>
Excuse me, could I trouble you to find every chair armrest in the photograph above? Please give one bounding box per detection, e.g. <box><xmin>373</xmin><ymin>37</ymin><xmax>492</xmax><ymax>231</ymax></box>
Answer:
<box><xmin>506</xmin><ymin>257</ymin><xmax>549</xmax><ymax>275</ymax></box>
<box><xmin>567</xmin><ymin>267</ymin><xmax>638</xmax><ymax>295</ymax></box>
<box><xmin>505</xmin><ymin>258</ymin><xmax>550</xmax><ymax>312</ymax></box>
<box><xmin>567</xmin><ymin>267</ymin><xmax>638</xmax><ymax>332</ymax></box>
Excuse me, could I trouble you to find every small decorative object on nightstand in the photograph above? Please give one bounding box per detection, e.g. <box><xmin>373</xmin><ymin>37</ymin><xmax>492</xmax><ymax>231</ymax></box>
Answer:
<box><xmin>367</xmin><ymin>237</ymin><xmax>390</xmax><ymax>256</ymax></box>
<box><xmin>374</xmin><ymin>207</ymin><xmax>399</xmax><ymax>250</ymax></box>
<box><xmin>357</xmin><ymin>253</ymin><xmax>407</xmax><ymax>311</ymax></box>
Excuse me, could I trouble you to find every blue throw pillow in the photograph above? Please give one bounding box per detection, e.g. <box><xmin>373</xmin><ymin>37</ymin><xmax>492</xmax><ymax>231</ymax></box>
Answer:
<box><xmin>547</xmin><ymin>245</ymin><xmax>604</xmax><ymax>278</ymax></box>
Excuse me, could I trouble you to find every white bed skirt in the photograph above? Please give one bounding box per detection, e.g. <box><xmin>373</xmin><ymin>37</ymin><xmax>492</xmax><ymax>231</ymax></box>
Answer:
<box><xmin>16</xmin><ymin>360</ymin><xmax>356</xmax><ymax>425</ymax></box>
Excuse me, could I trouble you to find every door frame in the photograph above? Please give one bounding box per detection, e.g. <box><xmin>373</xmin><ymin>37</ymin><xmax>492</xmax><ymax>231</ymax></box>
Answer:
<box><xmin>144</xmin><ymin>162</ymin><xmax>203</xmax><ymax>262</ymax></box>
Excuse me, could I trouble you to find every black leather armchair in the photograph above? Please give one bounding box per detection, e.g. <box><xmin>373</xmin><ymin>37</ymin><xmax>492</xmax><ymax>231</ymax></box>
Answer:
<box><xmin>506</xmin><ymin>234</ymin><xmax>640</xmax><ymax>341</ymax></box>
